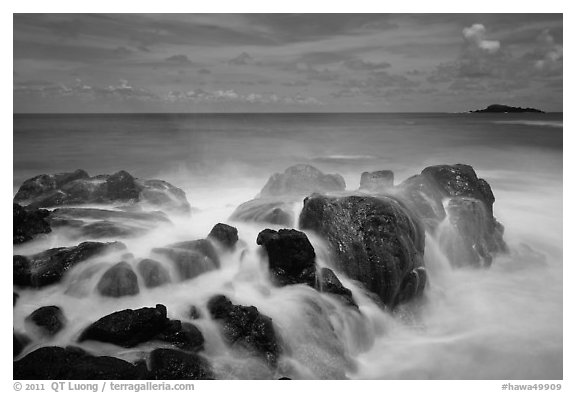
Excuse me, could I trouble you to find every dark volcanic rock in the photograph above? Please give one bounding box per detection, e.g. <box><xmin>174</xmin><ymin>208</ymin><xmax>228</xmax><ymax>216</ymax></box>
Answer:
<box><xmin>152</xmin><ymin>239</ymin><xmax>219</xmax><ymax>281</ymax></box>
<box><xmin>153</xmin><ymin>320</ymin><xmax>204</xmax><ymax>352</ymax></box>
<box><xmin>299</xmin><ymin>194</ymin><xmax>426</xmax><ymax>308</ymax></box>
<box><xmin>13</xmin><ymin>332</ymin><xmax>30</xmax><ymax>357</ymax></box>
<box><xmin>137</xmin><ymin>259</ymin><xmax>171</xmax><ymax>288</ymax></box>
<box><xmin>13</xmin><ymin>203</ymin><xmax>52</xmax><ymax>244</ymax></box>
<box><xmin>25</xmin><ymin>306</ymin><xmax>66</xmax><ymax>336</ymax></box>
<box><xmin>397</xmin><ymin>164</ymin><xmax>507</xmax><ymax>267</ymax></box>
<box><xmin>230</xmin><ymin>198</ymin><xmax>295</xmax><ymax>226</ymax></box>
<box><xmin>256</xmin><ymin>229</ymin><xmax>316</xmax><ymax>287</ymax></box>
<box><xmin>97</xmin><ymin>262</ymin><xmax>140</xmax><ymax>297</ymax></box>
<box><xmin>260</xmin><ymin>164</ymin><xmax>345</xmax><ymax>197</ymax></box>
<box><xmin>207</xmin><ymin>295</ymin><xmax>281</xmax><ymax>367</ymax></box>
<box><xmin>360</xmin><ymin>170</ymin><xmax>394</xmax><ymax>193</ymax></box>
<box><xmin>14</xmin><ymin>241</ymin><xmax>126</xmax><ymax>288</ymax></box>
<box><xmin>149</xmin><ymin>348</ymin><xmax>214</xmax><ymax>380</ymax></box>
<box><xmin>14</xmin><ymin>169</ymin><xmax>191</xmax><ymax>213</ymax></box>
<box><xmin>316</xmin><ymin>268</ymin><xmax>357</xmax><ymax>308</ymax></box>
<box><xmin>79</xmin><ymin>304</ymin><xmax>169</xmax><ymax>347</ymax></box>
<box><xmin>208</xmin><ymin>223</ymin><xmax>239</xmax><ymax>250</ymax></box>
<box><xmin>13</xmin><ymin>346</ymin><xmax>147</xmax><ymax>380</ymax></box>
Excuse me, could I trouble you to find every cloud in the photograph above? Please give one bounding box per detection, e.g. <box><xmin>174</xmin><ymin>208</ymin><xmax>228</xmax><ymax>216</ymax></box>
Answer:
<box><xmin>166</xmin><ymin>88</ymin><xmax>322</xmax><ymax>106</ymax></box>
<box><xmin>197</xmin><ymin>68</ymin><xmax>212</xmax><ymax>75</ymax></box>
<box><xmin>343</xmin><ymin>58</ymin><xmax>391</xmax><ymax>71</ymax></box>
<box><xmin>228</xmin><ymin>52</ymin><xmax>254</xmax><ymax>66</ymax></box>
<box><xmin>463</xmin><ymin>24</ymin><xmax>501</xmax><ymax>54</ymax></box>
<box><xmin>165</xmin><ymin>54</ymin><xmax>192</xmax><ymax>65</ymax></box>
<box><xmin>533</xmin><ymin>29</ymin><xmax>563</xmax><ymax>73</ymax></box>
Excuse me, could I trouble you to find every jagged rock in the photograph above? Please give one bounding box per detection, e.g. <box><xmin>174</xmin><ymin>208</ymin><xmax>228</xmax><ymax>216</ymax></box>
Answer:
<box><xmin>299</xmin><ymin>194</ymin><xmax>426</xmax><ymax>308</ymax></box>
<box><xmin>260</xmin><ymin>164</ymin><xmax>345</xmax><ymax>197</ymax></box>
<box><xmin>256</xmin><ymin>229</ymin><xmax>316</xmax><ymax>287</ymax></box>
<box><xmin>13</xmin><ymin>203</ymin><xmax>51</xmax><ymax>244</ymax></box>
<box><xmin>97</xmin><ymin>262</ymin><xmax>140</xmax><ymax>297</ymax></box>
<box><xmin>397</xmin><ymin>164</ymin><xmax>507</xmax><ymax>267</ymax></box>
<box><xmin>208</xmin><ymin>223</ymin><xmax>239</xmax><ymax>249</ymax></box>
<box><xmin>14</xmin><ymin>332</ymin><xmax>30</xmax><ymax>357</ymax></box>
<box><xmin>137</xmin><ymin>259</ymin><xmax>171</xmax><ymax>288</ymax></box>
<box><xmin>316</xmin><ymin>268</ymin><xmax>357</xmax><ymax>308</ymax></box>
<box><xmin>14</xmin><ymin>169</ymin><xmax>191</xmax><ymax>213</ymax></box>
<box><xmin>14</xmin><ymin>241</ymin><xmax>126</xmax><ymax>288</ymax></box>
<box><xmin>25</xmin><ymin>306</ymin><xmax>66</xmax><ymax>336</ymax></box>
<box><xmin>207</xmin><ymin>295</ymin><xmax>280</xmax><ymax>367</ymax></box>
<box><xmin>230</xmin><ymin>198</ymin><xmax>295</xmax><ymax>226</ymax></box>
<box><xmin>149</xmin><ymin>348</ymin><xmax>214</xmax><ymax>380</ymax></box>
<box><xmin>359</xmin><ymin>170</ymin><xmax>394</xmax><ymax>192</ymax></box>
<box><xmin>13</xmin><ymin>346</ymin><xmax>147</xmax><ymax>380</ymax></box>
<box><xmin>79</xmin><ymin>304</ymin><xmax>169</xmax><ymax>348</ymax></box>
<box><xmin>152</xmin><ymin>239</ymin><xmax>219</xmax><ymax>281</ymax></box>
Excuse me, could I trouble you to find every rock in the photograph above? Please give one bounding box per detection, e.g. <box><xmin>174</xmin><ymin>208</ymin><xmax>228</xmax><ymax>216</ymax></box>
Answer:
<box><xmin>471</xmin><ymin>104</ymin><xmax>545</xmax><ymax>113</ymax></box>
<box><xmin>207</xmin><ymin>295</ymin><xmax>280</xmax><ymax>367</ymax></box>
<box><xmin>230</xmin><ymin>198</ymin><xmax>294</xmax><ymax>226</ymax></box>
<box><xmin>25</xmin><ymin>306</ymin><xmax>66</xmax><ymax>336</ymax></box>
<box><xmin>279</xmin><ymin>377</ymin><xmax>291</xmax><ymax>380</ymax></box>
<box><xmin>208</xmin><ymin>223</ymin><xmax>239</xmax><ymax>249</ymax></box>
<box><xmin>13</xmin><ymin>203</ymin><xmax>51</xmax><ymax>244</ymax></box>
<box><xmin>14</xmin><ymin>332</ymin><xmax>30</xmax><ymax>357</ymax></box>
<box><xmin>152</xmin><ymin>239</ymin><xmax>219</xmax><ymax>281</ymax></box>
<box><xmin>14</xmin><ymin>169</ymin><xmax>191</xmax><ymax>213</ymax></box>
<box><xmin>79</xmin><ymin>304</ymin><xmax>169</xmax><ymax>347</ymax></box>
<box><xmin>397</xmin><ymin>164</ymin><xmax>507</xmax><ymax>267</ymax></box>
<box><xmin>14</xmin><ymin>241</ymin><xmax>126</xmax><ymax>288</ymax></box>
<box><xmin>97</xmin><ymin>262</ymin><xmax>140</xmax><ymax>297</ymax></box>
<box><xmin>153</xmin><ymin>320</ymin><xmax>204</xmax><ymax>352</ymax></box>
<box><xmin>189</xmin><ymin>305</ymin><xmax>202</xmax><ymax>320</ymax></box>
<box><xmin>13</xmin><ymin>346</ymin><xmax>147</xmax><ymax>380</ymax></box>
<box><xmin>260</xmin><ymin>164</ymin><xmax>345</xmax><ymax>197</ymax></box>
<box><xmin>256</xmin><ymin>229</ymin><xmax>316</xmax><ymax>287</ymax></box>
<box><xmin>14</xmin><ymin>292</ymin><xmax>19</xmax><ymax>306</ymax></box>
<box><xmin>137</xmin><ymin>259</ymin><xmax>171</xmax><ymax>288</ymax></box>
<box><xmin>149</xmin><ymin>348</ymin><xmax>214</xmax><ymax>380</ymax></box>
<box><xmin>299</xmin><ymin>194</ymin><xmax>426</xmax><ymax>308</ymax></box>
<box><xmin>360</xmin><ymin>170</ymin><xmax>394</xmax><ymax>192</ymax></box>
<box><xmin>316</xmin><ymin>268</ymin><xmax>357</xmax><ymax>308</ymax></box>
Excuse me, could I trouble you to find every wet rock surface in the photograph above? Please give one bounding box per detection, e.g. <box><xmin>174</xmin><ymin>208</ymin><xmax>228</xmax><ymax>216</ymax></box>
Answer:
<box><xmin>13</xmin><ymin>332</ymin><xmax>31</xmax><ymax>357</ymax></box>
<box><xmin>13</xmin><ymin>203</ymin><xmax>51</xmax><ymax>244</ymax></box>
<box><xmin>137</xmin><ymin>258</ymin><xmax>171</xmax><ymax>288</ymax></box>
<box><xmin>25</xmin><ymin>306</ymin><xmax>66</xmax><ymax>336</ymax></box>
<box><xmin>14</xmin><ymin>169</ymin><xmax>191</xmax><ymax>213</ymax></box>
<box><xmin>14</xmin><ymin>346</ymin><xmax>148</xmax><ymax>380</ymax></box>
<box><xmin>256</xmin><ymin>229</ymin><xmax>316</xmax><ymax>287</ymax></box>
<box><xmin>299</xmin><ymin>194</ymin><xmax>426</xmax><ymax>308</ymax></box>
<box><xmin>207</xmin><ymin>295</ymin><xmax>281</xmax><ymax>367</ymax></box>
<box><xmin>14</xmin><ymin>241</ymin><xmax>126</xmax><ymax>288</ymax></box>
<box><xmin>359</xmin><ymin>170</ymin><xmax>394</xmax><ymax>192</ymax></box>
<box><xmin>230</xmin><ymin>198</ymin><xmax>295</xmax><ymax>226</ymax></box>
<box><xmin>152</xmin><ymin>239</ymin><xmax>219</xmax><ymax>281</ymax></box>
<box><xmin>208</xmin><ymin>223</ymin><xmax>239</xmax><ymax>250</ymax></box>
<box><xmin>260</xmin><ymin>164</ymin><xmax>345</xmax><ymax>198</ymax></box>
<box><xmin>97</xmin><ymin>262</ymin><xmax>140</xmax><ymax>297</ymax></box>
<box><xmin>149</xmin><ymin>348</ymin><xmax>214</xmax><ymax>380</ymax></box>
<box><xmin>316</xmin><ymin>267</ymin><xmax>357</xmax><ymax>308</ymax></box>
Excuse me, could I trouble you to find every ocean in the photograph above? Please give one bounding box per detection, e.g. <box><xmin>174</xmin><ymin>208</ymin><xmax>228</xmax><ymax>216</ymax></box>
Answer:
<box><xmin>13</xmin><ymin>112</ymin><xmax>563</xmax><ymax>379</ymax></box>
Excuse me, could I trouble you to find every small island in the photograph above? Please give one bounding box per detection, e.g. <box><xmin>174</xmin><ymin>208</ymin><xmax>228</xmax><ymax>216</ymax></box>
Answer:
<box><xmin>470</xmin><ymin>104</ymin><xmax>545</xmax><ymax>114</ymax></box>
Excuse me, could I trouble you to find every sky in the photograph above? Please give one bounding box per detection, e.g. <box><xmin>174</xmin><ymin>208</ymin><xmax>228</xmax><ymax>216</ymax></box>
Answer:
<box><xmin>13</xmin><ymin>14</ymin><xmax>563</xmax><ymax>113</ymax></box>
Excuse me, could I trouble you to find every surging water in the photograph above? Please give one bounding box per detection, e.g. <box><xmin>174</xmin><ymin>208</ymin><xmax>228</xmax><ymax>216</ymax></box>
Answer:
<box><xmin>13</xmin><ymin>113</ymin><xmax>562</xmax><ymax>379</ymax></box>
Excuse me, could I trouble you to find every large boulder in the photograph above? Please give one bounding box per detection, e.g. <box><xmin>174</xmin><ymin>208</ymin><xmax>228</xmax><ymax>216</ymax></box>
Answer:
<box><xmin>207</xmin><ymin>295</ymin><xmax>281</xmax><ymax>367</ymax></box>
<box><xmin>96</xmin><ymin>262</ymin><xmax>140</xmax><ymax>297</ymax></box>
<box><xmin>229</xmin><ymin>198</ymin><xmax>295</xmax><ymax>226</ymax></box>
<box><xmin>359</xmin><ymin>170</ymin><xmax>394</xmax><ymax>193</ymax></box>
<box><xmin>78</xmin><ymin>304</ymin><xmax>204</xmax><ymax>351</ymax></box>
<box><xmin>13</xmin><ymin>203</ymin><xmax>51</xmax><ymax>244</ymax></box>
<box><xmin>25</xmin><ymin>306</ymin><xmax>66</xmax><ymax>337</ymax></box>
<box><xmin>260</xmin><ymin>164</ymin><xmax>345</xmax><ymax>198</ymax></box>
<box><xmin>208</xmin><ymin>223</ymin><xmax>239</xmax><ymax>250</ymax></box>
<box><xmin>14</xmin><ymin>241</ymin><xmax>126</xmax><ymax>288</ymax></box>
<box><xmin>299</xmin><ymin>194</ymin><xmax>426</xmax><ymax>308</ymax></box>
<box><xmin>14</xmin><ymin>169</ymin><xmax>191</xmax><ymax>213</ymax></box>
<box><xmin>78</xmin><ymin>304</ymin><xmax>169</xmax><ymax>347</ymax></box>
<box><xmin>152</xmin><ymin>239</ymin><xmax>219</xmax><ymax>281</ymax></box>
<box><xmin>316</xmin><ymin>267</ymin><xmax>357</xmax><ymax>308</ymax></box>
<box><xmin>397</xmin><ymin>164</ymin><xmax>507</xmax><ymax>267</ymax></box>
<box><xmin>149</xmin><ymin>348</ymin><xmax>214</xmax><ymax>380</ymax></box>
<box><xmin>13</xmin><ymin>346</ymin><xmax>148</xmax><ymax>380</ymax></box>
<box><xmin>256</xmin><ymin>229</ymin><xmax>316</xmax><ymax>287</ymax></box>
